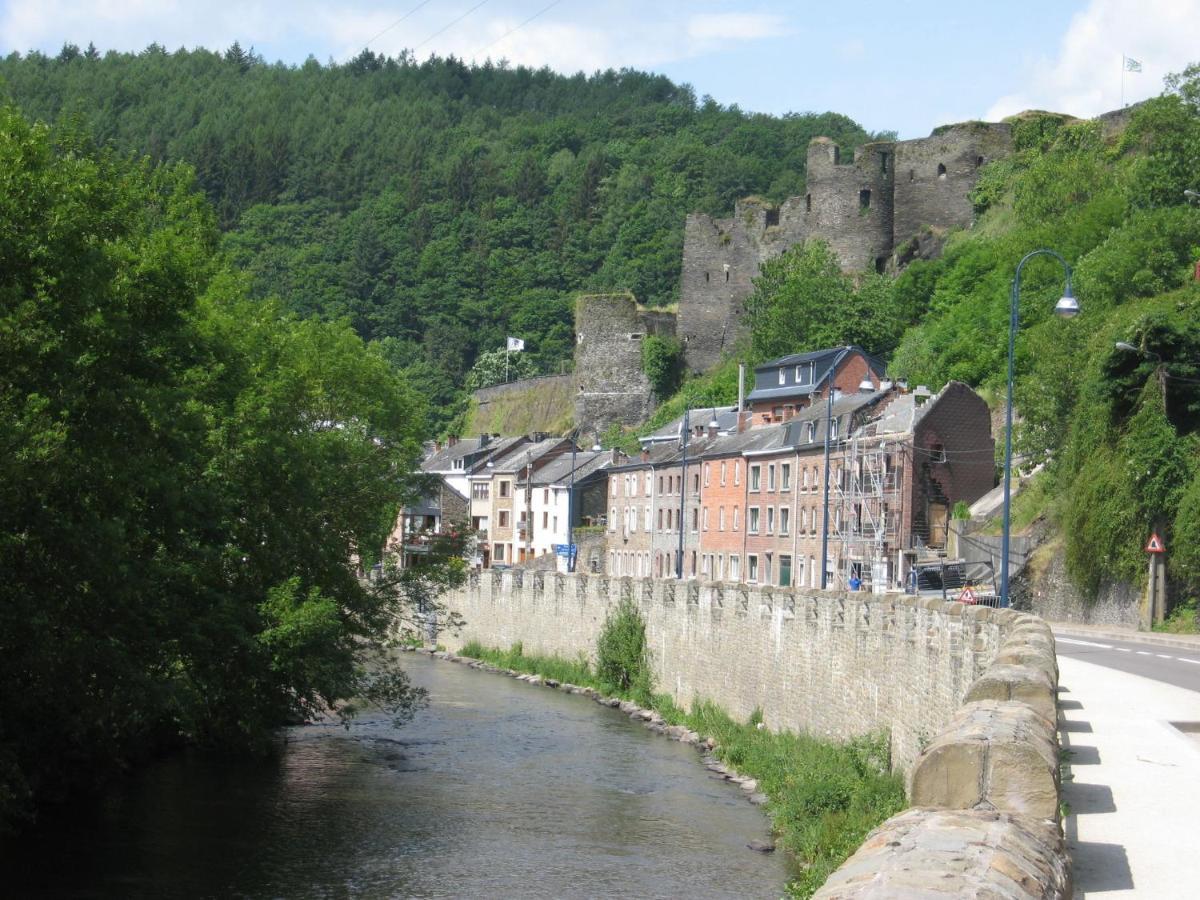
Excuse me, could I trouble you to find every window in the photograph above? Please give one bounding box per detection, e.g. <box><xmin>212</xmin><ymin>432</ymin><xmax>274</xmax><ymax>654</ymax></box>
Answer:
<box><xmin>543</xmin><ymin>489</ymin><xmax>549</xmax><ymax>504</ymax></box>
<box><xmin>812</xmin><ymin>466</ymin><xmax>819</xmax><ymax>490</ymax></box>
<box><xmin>830</xmin><ymin>417</ymin><xmax>839</xmax><ymax>440</ymax></box>
<box><xmin>778</xmin><ymin>368</ymin><xmax>786</xmax><ymax>386</ymax></box>
<box><xmin>720</xmin><ymin>461</ymin><xmax>727</xmax><ymax>485</ymax></box>
<box><xmin>645</xmin><ymin>473</ymin><xmax>651</xmax><ymax>497</ymax></box>
<box><xmin>500</xmin><ymin>480</ymin><xmax>511</xmax><ymax>498</ymax></box>
<box><xmin>472</xmin><ymin>482</ymin><xmax>490</xmax><ymax>500</ymax></box>
<box><xmin>691</xmin><ymin>508</ymin><xmax>699</xmax><ymax>532</ymax></box>
<box><xmin>542</xmin><ymin>511</ymin><xmax>548</xmax><ymax>528</ymax></box>
<box><xmin>768</xmin><ymin>464</ymin><xmax>776</xmax><ymax>491</ymax></box>
<box><xmin>730</xmin><ymin>555</ymin><xmax>741</xmax><ymax>581</ymax></box>
<box><xmin>930</xmin><ymin>443</ymin><xmax>947</xmax><ymax>463</ymax></box>
<box><xmin>734</xmin><ymin>462</ymin><xmax>741</xmax><ymax>486</ymax></box>
<box><xmin>796</xmin><ymin>362</ymin><xmax>813</xmax><ymax>385</ymax></box>
<box><xmin>733</xmin><ymin>507</ymin><xmax>740</xmax><ymax>531</ymax></box>
<box><xmin>748</xmin><ymin>554</ymin><xmax>759</xmax><ymax>583</ymax></box>
<box><xmin>645</xmin><ymin>506</ymin><xmax>652</xmax><ymax>531</ymax></box>
<box><xmin>805</xmin><ymin>193</ymin><xmax>812</xmax><ymax>212</ymax></box>
<box><xmin>750</xmin><ymin>465</ymin><xmax>761</xmax><ymax>492</ymax></box>
<box><xmin>780</xmin><ymin>507</ymin><xmax>789</xmax><ymax>535</ymax></box>
<box><xmin>693</xmin><ymin>472</ymin><xmax>700</xmax><ymax>494</ymax></box>
<box><xmin>779</xmin><ymin>555</ymin><xmax>792</xmax><ymax>588</ymax></box>
<box><xmin>658</xmin><ymin>475</ymin><xmax>664</xmax><ymax>493</ymax></box>
<box><xmin>667</xmin><ymin>509</ymin><xmax>673</xmax><ymax>531</ymax></box>
<box><xmin>494</xmin><ymin>543</ymin><xmax>505</xmax><ymax>561</ymax></box>
<box><xmin>499</xmin><ymin>510</ymin><xmax>510</xmax><ymax>528</ymax></box>
<box><xmin>609</xmin><ymin>508</ymin><xmax>617</xmax><ymax>532</ymax></box>
<box><xmin>799</xmin><ymin>508</ymin><xmax>807</xmax><ymax>533</ymax></box>
<box><xmin>719</xmin><ymin>506</ymin><xmax>726</xmax><ymax>531</ymax></box>
<box><xmin>703</xmin><ymin>507</ymin><xmax>709</xmax><ymax>531</ymax></box>
<box><xmin>937</xmin><ymin>162</ymin><xmax>947</xmax><ymax>179</ymax></box>
<box><xmin>702</xmin><ymin>554</ymin><xmax>711</xmax><ymax>576</ymax></box>
<box><xmin>748</xmin><ymin>507</ymin><xmax>760</xmax><ymax>534</ymax></box>
<box><xmin>781</xmin><ymin>463</ymin><xmax>791</xmax><ymax>490</ymax></box>
<box><xmin>657</xmin><ymin>508</ymin><xmax>663</xmax><ymax>530</ymax></box>
<box><xmin>766</xmin><ymin>507</ymin><xmax>775</xmax><ymax>534</ymax></box>
<box><xmin>859</xmin><ymin>189</ymin><xmax>871</xmax><ymax>209</ymax></box>
<box><xmin>704</xmin><ymin>463</ymin><xmax>710</xmax><ymax>487</ymax></box>
<box><xmin>802</xmin><ymin>468</ymin><xmax>809</xmax><ymax>491</ymax></box>
<box><xmin>807</xmin><ymin>421</ymin><xmax>817</xmax><ymax>443</ymax></box>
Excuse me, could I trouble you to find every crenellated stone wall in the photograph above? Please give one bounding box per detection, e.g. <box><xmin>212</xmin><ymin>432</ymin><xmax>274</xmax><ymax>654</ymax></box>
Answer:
<box><xmin>439</xmin><ymin>571</ymin><xmax>1017</xmax><ymax>772</ymax></box>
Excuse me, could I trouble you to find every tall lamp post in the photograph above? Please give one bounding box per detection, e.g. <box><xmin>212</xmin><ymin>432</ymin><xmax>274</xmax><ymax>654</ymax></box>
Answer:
<box><xmin>1000</xmin><ymin>250</ymin><xmax>1080</xmax><ymax>606</ymax></box>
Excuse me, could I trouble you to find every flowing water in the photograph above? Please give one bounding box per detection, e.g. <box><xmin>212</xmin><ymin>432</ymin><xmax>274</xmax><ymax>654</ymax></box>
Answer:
<box><xmin>8</xmin><ymin>653</ymin><xmax>790</xmax><ymax>898</ymax></box>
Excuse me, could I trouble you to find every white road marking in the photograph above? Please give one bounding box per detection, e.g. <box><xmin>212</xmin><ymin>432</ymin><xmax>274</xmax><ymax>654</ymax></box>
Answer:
<box><xmin>1116</xmin><ymin>647</ymin><xmax>1132</xmax><ymax>652</ymax></box>
<box><xmin>1058</xmin><ymin>638</ymin><xmax>1113</xmax><ymax>649</ymax></box>
<box><xmin>1158</xmin><ymin>654</ymin><xmax>1174</xmax><ymax>659</ymax></box>
<box><xmin>1179</xmin><ymin>658</ymin><xmax>1200</xmax><ymax>665</ymax></box>
<box><xmin>1137</xmin><ymin>651</ymin><xmax>1153</xmax><ymax>656</ymax></box>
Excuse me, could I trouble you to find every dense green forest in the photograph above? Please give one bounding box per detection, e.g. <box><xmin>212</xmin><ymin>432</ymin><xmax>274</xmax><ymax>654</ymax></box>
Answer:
<box><xmin>0</xmin><ymin>104</ymin><xmax>468</xmax><ymax>827</ymax></box>
<box><xmin>0</xmin><ymin>43</ymin><xmax>885</xmax><ymax>431</ymax></box>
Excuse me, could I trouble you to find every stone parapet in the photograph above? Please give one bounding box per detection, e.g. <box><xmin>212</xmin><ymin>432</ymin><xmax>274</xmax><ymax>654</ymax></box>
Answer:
<box><xmin>813</xmin><ymin>808</ymin><xmax>1071</xmax><ymax>899</ymax></box>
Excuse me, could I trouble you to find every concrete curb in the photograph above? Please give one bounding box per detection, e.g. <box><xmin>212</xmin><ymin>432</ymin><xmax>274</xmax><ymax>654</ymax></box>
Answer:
<box><xmin>1051</xmin><ymin>624</ymin><xmax>1200</xmax><ymax>652</ymax></box>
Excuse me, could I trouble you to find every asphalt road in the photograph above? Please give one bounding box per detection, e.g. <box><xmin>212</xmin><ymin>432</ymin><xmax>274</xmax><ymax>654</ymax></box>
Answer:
<box><xmin>1054</xmin><ymin>633</ymin><xmax>1200</xmax><ymax>694</ymax></box>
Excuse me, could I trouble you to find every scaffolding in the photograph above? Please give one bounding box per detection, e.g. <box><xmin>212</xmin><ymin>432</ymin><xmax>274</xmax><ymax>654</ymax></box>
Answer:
<box><xmin>829</xmin><ymin>431</ymin><xmax>904</xmax><ymax>592</ymax></box>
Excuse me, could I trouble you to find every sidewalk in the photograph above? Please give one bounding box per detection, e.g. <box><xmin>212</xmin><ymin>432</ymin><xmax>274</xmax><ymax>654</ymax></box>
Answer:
<box><xmin>1059</xmin><ymin>654</ymin><xmax>1200</xmax><ymax>897</ymax></box>
<box><xmin>1050</xmin><ymin>620</ymin><xmax>1200</xmax><ymax>652</ymax></box>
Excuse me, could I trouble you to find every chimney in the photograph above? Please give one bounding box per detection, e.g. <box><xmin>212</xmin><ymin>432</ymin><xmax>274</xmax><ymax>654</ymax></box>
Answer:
<box><xmin>737</xmin><ymin>410</ymin><xmax>751</xmax><ymax>434</ymax></box>
<box><xmin>478</xmin><ymin>433</ymin><xmax>490</xmax><ymax>448</ymax></box>
<box><xmin>611</xmin><ymin>448</ymin><xmax>622</xmax><ymax>465</ymax></box>
<box><xmin>447</xmin><ymin>435</ymin><xmax>459</xmax><ymax>447</ymax></box>
<box><xmin>737</xmin><ymin>363</ymin><xmax>746</xmax><ymax>412</ymax></box>
<box><xmin>640</xmin><ymin>447</ymin><xmax>650</xmax><ymax>463</ymax></box>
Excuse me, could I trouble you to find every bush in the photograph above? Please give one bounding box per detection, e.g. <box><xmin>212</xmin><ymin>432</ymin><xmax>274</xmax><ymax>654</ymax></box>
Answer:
<box><xmin>641</xmin><ymin>334</ymin><xmax>683</xmax><ymax>398</ymax></box>
<box><xmin>596</xmin><ymin>597</ymin><xmax>653</xmax><ymax>704</ymax></box>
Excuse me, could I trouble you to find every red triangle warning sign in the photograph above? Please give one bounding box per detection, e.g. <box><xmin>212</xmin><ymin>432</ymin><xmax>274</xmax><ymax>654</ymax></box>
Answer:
<box><xmin>1146</xmin><ymin>532</ymin><xmax>1166</xmax><ymax>554</ymax></box>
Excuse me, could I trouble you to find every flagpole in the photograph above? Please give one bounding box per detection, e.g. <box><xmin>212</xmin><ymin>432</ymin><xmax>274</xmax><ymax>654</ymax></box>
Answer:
<box><xmin>506</xmin><ymin>346</ymin><xmax>510</xmax><ymax>383</ymax></box>
<box><xmin>1121</xmin><ymin>53</ymin><xmax>1126</xmax><ymax>108</ymax></box>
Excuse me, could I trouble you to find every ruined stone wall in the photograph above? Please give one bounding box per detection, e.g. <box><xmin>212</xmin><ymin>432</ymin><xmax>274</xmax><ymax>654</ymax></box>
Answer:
<box><xmin>805</xmin><ymin>139</ymin><xmax>895</xmax><ymax>273</ymax></box>
<box><xmin>892</xmin><ymin>122</ymin><xmax>1012</xmax><ymax>252</ymax></box>
<box><xmin>441</xmin><ymin>572</ymin><xmax>1013</xmax><ymax>772</ymax></box>
<box><xmin>573</xmin><ymin>294</ymin><xmax>673</xmax><ymax>435</ymax></box>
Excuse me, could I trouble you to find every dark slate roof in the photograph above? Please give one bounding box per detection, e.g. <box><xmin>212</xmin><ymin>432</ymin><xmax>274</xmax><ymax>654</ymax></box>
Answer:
<box><xmin>489</xmin><ymin>438</ymin><xmax>569</xmax><ymax>474</ymax></box>
<box><xmin>529</xmin><ymin>450</ymin><xmax>613</xmax><ymax>486</ymax></box>
<box><xmin>696</xmin><ymin>421</ymin><xmax>790</xmax><ymax>460</ymax></box>
<box><xmin>641</xmin><ymin>405</ymin><xmax>740</xmax><ymax>445</ymax></box>
<box><xmin>747</xmin><ymin>345</ymin><xmax>886</xmax><ymax>404</ymax></box>
<box><xmin>421</xmin><ymin>435</ymin><xmax>527</xmax><ymax>474</ymax></box>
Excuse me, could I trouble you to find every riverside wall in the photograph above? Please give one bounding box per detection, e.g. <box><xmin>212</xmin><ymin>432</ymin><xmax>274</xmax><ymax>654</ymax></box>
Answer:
<box><xmin>441</xmin><ymin>571</ymin><xmax>1012</xmax><ymax>772</ymax></box>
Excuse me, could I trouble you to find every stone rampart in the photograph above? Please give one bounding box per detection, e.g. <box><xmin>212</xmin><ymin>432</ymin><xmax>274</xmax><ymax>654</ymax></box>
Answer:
<box><xmin>817</xmin><ymin>603</ymin><xmax>1068</xmax><ymax>898</ymax></box>
<box><xmin>440</xmin><ymin>572</ymin><xmax>1016</xmax><ymax>772</ymax></box>
<box><xmin>439</xmin><ymin>573</ymin><xmax>1069</xmax><ymax>898</ymax></box>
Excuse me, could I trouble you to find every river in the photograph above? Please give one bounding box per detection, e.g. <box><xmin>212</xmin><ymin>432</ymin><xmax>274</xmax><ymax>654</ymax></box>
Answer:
<box><xmin>7</xmin><ymin>653</ymin><xmax>790</xmax><ymax>898</ymax></box>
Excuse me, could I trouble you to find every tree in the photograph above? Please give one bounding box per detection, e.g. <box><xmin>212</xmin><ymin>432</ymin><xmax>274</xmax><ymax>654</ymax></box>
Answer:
<box><xmin>465</xmin><ymin>347</ymin><xmax>536</xmax><ymax>391</ymax></box>
<box><xmin>0</xmin><ymin>104</ymin><xmax>462</xmax><ymax>826</ymax></box>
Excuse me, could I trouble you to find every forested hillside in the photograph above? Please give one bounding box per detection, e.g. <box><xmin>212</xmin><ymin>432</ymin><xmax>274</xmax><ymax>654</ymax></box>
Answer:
<box><xmin>0</xmin><ymin>44</ymin><xmax>884</xmax><ymax>430</ymax></box>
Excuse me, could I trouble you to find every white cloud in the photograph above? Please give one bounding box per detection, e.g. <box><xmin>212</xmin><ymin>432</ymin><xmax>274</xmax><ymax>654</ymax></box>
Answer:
<box><xmin>985</xmin><ymin>0</ymin><xmax>1200</xmax><ymax>121</ymax></box>
<box><xmin>0</xmin><ymin>2</ymin><xmax>788</xmax><ymax>75</ymax></box>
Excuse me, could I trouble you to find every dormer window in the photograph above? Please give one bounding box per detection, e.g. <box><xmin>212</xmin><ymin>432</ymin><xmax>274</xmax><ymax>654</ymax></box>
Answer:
<box><xmin>795</xmin><ymin>362</ymin><xmax>813</xmax><ymax>385</ymax></box>
<box><xmin>778</xmin><ymin>368</ymin><xmax>786</xmax><ymax>386</ymax></box>
<box><xmin>807</xmin><ymin>421</ymin><xmax>816</xmax><ymax>443</ymax></box>
<box><xmin>453</xmin><ymin>459</ymin><xmax>464</xmax><ymax>470</ymax></box>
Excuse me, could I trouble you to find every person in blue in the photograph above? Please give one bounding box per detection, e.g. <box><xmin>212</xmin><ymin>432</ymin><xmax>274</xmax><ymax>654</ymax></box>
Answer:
<box><xmin>848</xmin><ymin>573</ymin><xmax>862</xmax><ymax>591</ymax></box>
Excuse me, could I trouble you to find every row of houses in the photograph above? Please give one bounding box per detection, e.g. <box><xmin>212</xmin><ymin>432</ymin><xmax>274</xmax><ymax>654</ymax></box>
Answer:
<box><xmin>602</xmin><ymin>347</ymin><xmax>993</xmax><ymax>592</ymax></box>
<box><xmin>392</xmin><ymin>431</ymin><xmax>618</xmax><ymax>570</ymax></box>
<box><xmin>393</xmin><ymin>346</ymin><xmax>995</xmax><ymax>590</ymax></box>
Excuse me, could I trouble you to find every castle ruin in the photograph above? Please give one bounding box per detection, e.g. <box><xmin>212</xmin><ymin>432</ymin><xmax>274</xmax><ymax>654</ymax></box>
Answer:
<box><xmin>677</xmin><ymin>122</ymin><xmax>1014</xmax><ymax>373</ymax></box>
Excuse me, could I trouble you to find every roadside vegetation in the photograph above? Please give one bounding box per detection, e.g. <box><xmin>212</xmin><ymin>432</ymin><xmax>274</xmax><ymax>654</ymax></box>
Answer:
<box><xmin>460</xmin><ymin>598</ymin><xmax>905</xmax><ymax>898</ymax></box>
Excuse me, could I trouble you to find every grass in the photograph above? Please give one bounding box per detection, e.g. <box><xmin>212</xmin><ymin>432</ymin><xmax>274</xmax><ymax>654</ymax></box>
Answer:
<box><xmin>457</xmin><ymin>641</ymin><xmax>906</xmax><ymax>897</ymax></box>
<box><xmin>980</xmin><ymin>469</ymin><xmax>1053</xmax><ymax>536</ymax></box>
<box><xmin>1153</xmin><ymin>598</ymin><xmax>1199</xmax><ymax>634</ymax></box>
<box><xmin>465</xmin><ymin>377</ymin><xmax>575</xmax><ymax>437</ymax></box>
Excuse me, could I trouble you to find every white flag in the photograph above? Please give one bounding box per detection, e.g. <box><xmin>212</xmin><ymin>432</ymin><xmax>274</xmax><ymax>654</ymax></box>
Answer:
<box><xmin>1125</xmin><ymin>57</ymin><xmax>1142</xmax><ymax>72</ymax></box>
<box><xmin>506</xmin><ymin>336</ymin><xmax>525</xmax><ymax>352</ymax></box>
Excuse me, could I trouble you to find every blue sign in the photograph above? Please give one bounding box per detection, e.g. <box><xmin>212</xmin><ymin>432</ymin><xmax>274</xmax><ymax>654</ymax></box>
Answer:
<box><xmin>554</xmin><ymin>544</ymin><xmax>578</xmax><ymax>557</ymax></box>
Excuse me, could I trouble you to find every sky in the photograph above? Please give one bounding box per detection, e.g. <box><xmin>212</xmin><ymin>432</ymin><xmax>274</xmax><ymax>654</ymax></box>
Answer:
<box><xmin>2</xmin><ymin>0</ymin><xmax>1198</xmax><ymax>138</ymax></box>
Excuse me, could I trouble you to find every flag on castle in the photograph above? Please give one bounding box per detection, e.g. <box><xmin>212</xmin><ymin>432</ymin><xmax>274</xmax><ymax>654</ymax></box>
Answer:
<box><xmin>1124</xmin><ymin>56</ymin><xmax>1143</xmax><ymax>72</ymax></box>
<box><xmin>506</xmin><ymin>336</ymin><xmax>525</xmax><ymax>352</ymax></box>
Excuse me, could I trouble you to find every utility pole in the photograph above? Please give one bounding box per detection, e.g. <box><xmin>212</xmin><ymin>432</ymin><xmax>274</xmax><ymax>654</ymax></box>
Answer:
<box><xmin>677</xmin><ymin>408</ymin><xmax>690</xmax><ymax>579</ymax></box>
<box><xmin>567</xmin><ymin>434</ymin><xmax>578</xmax><ymax>573</ymax></box>
<box><xmin>820</xmin><ymin>382</ymin><xmax>835</xmax><ymax>589</ymax></box>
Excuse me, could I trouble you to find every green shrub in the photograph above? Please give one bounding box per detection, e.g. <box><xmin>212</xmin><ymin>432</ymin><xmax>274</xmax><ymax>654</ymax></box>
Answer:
<box><xmin>641</xmin><ymin>334</ymin><xmax>683</xmax><ymax>399</ymax></box>
<box><xmin>596</xmin><ymin>597</ymin><xmax>653</xmax><ymax>704</ymax></box>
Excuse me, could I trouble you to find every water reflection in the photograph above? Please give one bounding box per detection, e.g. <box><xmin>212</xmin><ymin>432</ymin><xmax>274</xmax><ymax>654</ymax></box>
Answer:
<box><xmin>7</xmin><ymin>653</ymin><xmax>788</xmax><ymax>898</ymax></box>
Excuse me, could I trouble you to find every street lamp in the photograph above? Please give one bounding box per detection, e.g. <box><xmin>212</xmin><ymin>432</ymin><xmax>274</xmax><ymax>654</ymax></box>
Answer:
<box><xmin>1000</xmin><ymin>249</ymin><xmax>1078</xmax><ymax>607</ymax></box>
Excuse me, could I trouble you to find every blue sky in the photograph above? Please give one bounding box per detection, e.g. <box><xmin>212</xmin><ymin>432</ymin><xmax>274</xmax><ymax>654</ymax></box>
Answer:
<box><xmin>3</xmin><ymin>1</ymin><xmax>1196</xmax><ymax>138</ymax></box>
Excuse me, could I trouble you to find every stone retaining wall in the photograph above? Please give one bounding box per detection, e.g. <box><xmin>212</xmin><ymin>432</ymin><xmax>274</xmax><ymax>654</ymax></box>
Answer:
<box><xmin>816</xmin><ymin>607</ymin><xmax>1068</xmax><ymax>898</ymax></box>
<box><xmin>439</xmin><ymin>571</ymin><xmax>1069</xmax><ymax>897</ymax></box>
<box><xmin>441</xmin><ymin>572</ymin><xmax>1013</xmax><ymax>773</ymax></box>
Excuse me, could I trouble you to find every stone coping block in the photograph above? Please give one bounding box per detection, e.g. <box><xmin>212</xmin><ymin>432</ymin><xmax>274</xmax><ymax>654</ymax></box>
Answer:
<box><xmin>909</xmin><ymin>700</ymin><xmax>1059</xmax><ymax>821</ymax></box>
<box><xmin>965</xmin><ymin>663</ymin><xmax>1057</xmax><ymax>723</ymax></box>
<box><xmin>813</xmin><ymin>808</ymin><xmax>1071</xmax><ymax>899</ymax></box>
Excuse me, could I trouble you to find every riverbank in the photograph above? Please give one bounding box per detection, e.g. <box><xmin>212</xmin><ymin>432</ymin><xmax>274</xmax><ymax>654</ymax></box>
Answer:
<box><xmin>448</xmin><ymin>642</ymin><xmax>905</xmax><ymax>898</ymax></box>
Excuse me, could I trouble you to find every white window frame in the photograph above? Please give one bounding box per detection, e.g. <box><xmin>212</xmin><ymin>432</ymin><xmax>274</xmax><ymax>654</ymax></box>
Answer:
<box><xmin>748</xmin><ymin>506</ymin><xmax>760</xmax><ymax>534</ymax></box>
